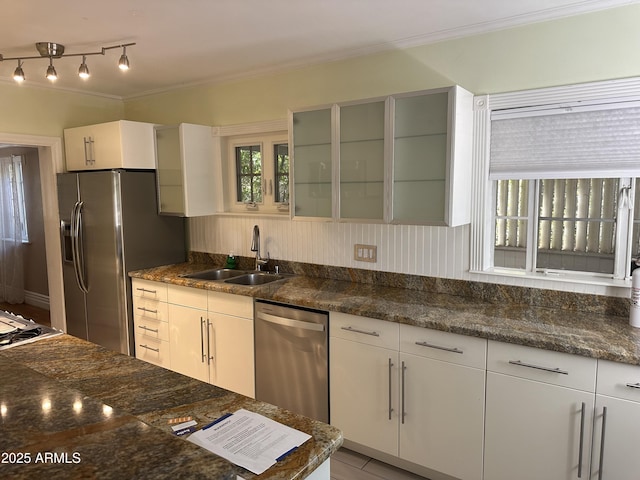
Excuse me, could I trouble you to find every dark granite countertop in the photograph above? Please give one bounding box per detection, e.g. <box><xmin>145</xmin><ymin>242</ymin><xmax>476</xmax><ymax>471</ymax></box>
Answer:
<box><xmin>130</xmin><ymin>262</ymin><xmax>640</xmax><ymax>366</ymax></box>
<box><xmin>0</xmin><ymin>334</ymin><xmax>342</xmax><ymax>479</ymax></box>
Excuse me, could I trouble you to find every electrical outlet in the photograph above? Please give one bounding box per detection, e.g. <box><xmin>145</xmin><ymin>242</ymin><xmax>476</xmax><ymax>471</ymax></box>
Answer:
<box><xmin>354</xmin><ymin>244</ymin><xmax>377</xmax><ymax>263</ymax></box>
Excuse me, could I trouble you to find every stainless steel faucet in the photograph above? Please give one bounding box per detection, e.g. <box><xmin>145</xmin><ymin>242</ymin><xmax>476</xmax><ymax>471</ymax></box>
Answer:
<box><xmin>251</xmin><ymin>225</ymin><xmax>269</xmax><ymax>271</ymax></box>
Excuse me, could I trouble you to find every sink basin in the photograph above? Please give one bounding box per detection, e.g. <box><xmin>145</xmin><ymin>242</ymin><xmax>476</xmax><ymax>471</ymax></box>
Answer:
<box><xmin>181</xmin><ymin>268</ymin><xmax>246</xmax><ymax>281</ymax></box>
<box><xmin>224</xmin><ymin>272</ymin><xmax>287</xmax><ymax>286</ymax></box>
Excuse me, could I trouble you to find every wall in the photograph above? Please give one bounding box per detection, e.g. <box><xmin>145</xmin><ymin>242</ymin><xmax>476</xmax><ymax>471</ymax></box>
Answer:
<box><xmin>126</xmin><ymin>4</ymin><xmax>640</xmax><ymax>297</ymax></box>
<box><xmin>0</xmin><ymin>81</ymin><xmax>124</xmax><ymax>137</ymax></box>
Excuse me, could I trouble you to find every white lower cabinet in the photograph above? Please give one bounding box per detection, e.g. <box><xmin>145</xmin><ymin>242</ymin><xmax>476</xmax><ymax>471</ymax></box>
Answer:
<box><xmin>207</xmin><ymin>291</ymin><xmax>255</xmax><ymax>398</ymax></box>
<box><xmin>132</xmin><ymin>279</ymin><xmax>170</xmax><ymax>368</ymax></box>
<box><xmin>399</xmin><ymin>325</ymin><xmax>486</xmax><ymax>480</ymax></box>
<box><xmin>132</xmin><ymin>280</ymin><xmax>254</xmax><ymax>397</ymax></box>
<box><xmin>484</xmin><ymin>340</ymin><xmax>597</xmax><ymax>480</ymax></box>
<box><xmin>167</xmin><ymin>286</ymin><xmax>209</xmax><ymax>382</ymax></box>
<box><xmin>590</xmin><ymin>360</ymin><xmax>640</xmax><ymax>480</ymax></box>
<box><xmin>330</xmin><ymin>312</ymin><xmax>486</xmax><ymax>480</ymax></box>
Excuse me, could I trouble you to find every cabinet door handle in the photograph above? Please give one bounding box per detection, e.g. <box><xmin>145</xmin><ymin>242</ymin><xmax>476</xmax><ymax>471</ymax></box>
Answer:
<box><xmin>401</xmin><ymin>361</ymin><xmax>407</xmax><ymax>425</ymax></box>
<box><xmin>388</xmin><ymin>358</ymin><xmax>394</xmax><ymax>420</ymax></box>
<box><xmin>207</xmin><ymin>319</ymin><xmax>214</xmax><ymax>365</ymax></box>
<box><xmin>626</xmin><ymin>382</ymin><xmax>640</xmax><ymax>389</ymax></box>
<box><xmin>508</xmin><ymin>360</ymin><xmax>569</xmax><ymax>375</ymax></box>
<box><xmin>341</xmin><ymin>326</ymin><xmax>379</xmax><ymax>337</ymax></box>
<box><xmin>269</xmin><ymin>179</ymin><xmax>273</xmax><ymax>196</ymax></box>
<box><xmin>200</xmin><ymin>318</ymin><xmax>206</xmax><ymax>363</ymax></box>
<box><xmin>597</xmin><ymin>406</ymin><xmax>607</xmax><ymax>480</ymax></box>
<box><xmin>415</xmin><ymin>341</ymin><xmax>463</xmax><ymax>354</ymax></box>
<box><xmin>136</xmin><ymin>287</ymin><xmax>157</xmax><ymax>294</ymax></box>
<box><xmin>578</xmin><ymin>402</ymin><xmax>586</xmax><ymax>478</ymax></box>
<box><xmin>138</xmin><ymin>325</ymin><xmax>159</xmax><ymax>334</ymax></box>
<box><xmin>138</xmin><ymin>344</ymin><xmax>159</xmax><ymax>353</ymax></box>
<box><xmin>137</xmin><ymin>307</ymin><xmax>158</xmax><ymax>314</ymax></box>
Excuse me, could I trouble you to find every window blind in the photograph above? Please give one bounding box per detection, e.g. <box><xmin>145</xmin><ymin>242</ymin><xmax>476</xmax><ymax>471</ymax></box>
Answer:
<box><xmin>489</xmin><ymin>101</ymin><xmax>640</xmax><ymax>180</ymax></box>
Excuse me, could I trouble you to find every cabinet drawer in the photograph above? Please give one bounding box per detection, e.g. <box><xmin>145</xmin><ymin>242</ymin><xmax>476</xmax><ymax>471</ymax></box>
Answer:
<box><xmin>135</xmin><ymin>336</ymin><xmax>170</xmax><ymax>368</ymax></box>
<box><xmin>134</xmin><ymin>316</ymin><xmax>169</xmax><ymax>342</ymax></box>
<box><xmin>488</xmin><ymin>340</ymin><xmax>596</xmax><ymax>392</ymax></box>
<box><xmin>132</xmin><ymin>297</ymin><xmax>168</xmax><ymax>322</ymax></box>
<box><xmin>167</xmin><ymin>284</ymin><xmax>207</xmax><ymax>310</ymax></box>
<box><xmin>330</xmin><ymin>312</ymin><xmax>399</xmax><ymax>349</ymax></box>
<box><xmin>597</xmin><ymin>359</ymin><xmax>640</xmax><ymax>402</ymax></box>
<box><xmin>132</xmin><ymin>279</ymin><xmax>167</xmax><ymax>302</ymax></box>
<box><xmin>208</xmin><ymin>291</ymin><xmax>253</xmax><ymax>318</ymax></box>
<box><xmin>400</xmin><ymin>324</ymin><xmax>487</xmax><ymax>369</ymax></box>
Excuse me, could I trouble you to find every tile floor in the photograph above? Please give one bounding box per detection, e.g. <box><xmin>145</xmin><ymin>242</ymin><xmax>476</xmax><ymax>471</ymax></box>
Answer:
<box><xmin>331</xmin><ymin>448</ymin><xmax>429</xmax><ymax>480</ymax></box>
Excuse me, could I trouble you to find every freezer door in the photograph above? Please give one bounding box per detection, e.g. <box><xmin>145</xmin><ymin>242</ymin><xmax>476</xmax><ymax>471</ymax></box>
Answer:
<box><xmin>57</xmin><ymin>173</ymin><xmax>88</xmax><ymax>340</ymax></box>
<box><xmin>78</xmin><ymin>171</ymin><xmax>128</xmax><ymax>354</ymax></box>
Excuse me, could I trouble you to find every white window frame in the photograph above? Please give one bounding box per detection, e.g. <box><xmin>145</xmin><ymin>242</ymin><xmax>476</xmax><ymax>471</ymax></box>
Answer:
<box><xmin>225</xmin><ymin>132</ymin><xmax>289</xmax><ymax>214</ymax></box>
<box><xmin>471</xmin><ymin>77</ymin><xmax>640</xmax><ymax>287</ymax></box>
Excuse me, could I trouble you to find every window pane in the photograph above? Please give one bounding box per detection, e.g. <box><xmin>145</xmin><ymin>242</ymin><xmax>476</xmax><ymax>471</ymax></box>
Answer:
<box><xmin>537</xmin><ymin>178</ymin><xmax>617</xmax><ymax>274</ymax></box>
<box><xmin>494</xmin><ymin>179</ymin><xmax>528</xmax><ymax>269</ymax></box>
<box><xmin>235</xmin><ymin>145</ymin><xmax>262</xmax><ymax>203</ymax></box>
<box><xmin>274</xmin><ymin>143</ymin><xmax>289</xmax><ymax>203</ymax></box>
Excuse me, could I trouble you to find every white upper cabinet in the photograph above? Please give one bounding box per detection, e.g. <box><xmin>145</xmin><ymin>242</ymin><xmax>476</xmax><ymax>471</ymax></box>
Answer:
<box><xmin>64</xmin><ymin>120</ymin><xmax>156</xmax><ymax>171</ymax></box>
<box><xmin>289</xmin><ymin>85</ymin><xmax>473</xmax><ymax>226</ymax></box>
<box><xmin>391</xmin><ymin>87</ymin><xmax>473</xmax><ymax>225</ymax></box>
<box><xmin>339</xmin><ymin>100</ymin><xmax>387</xmax><ymax>221</ymax></box>
<box><xmin>154</xmin><ymin>123</ymin><xmax>216</xmax><ymax>217</ymax></box>
<box><xmin>290</xmin><ymin>108</ymin><xmax>333</xmax><ymax>218</ymax></box>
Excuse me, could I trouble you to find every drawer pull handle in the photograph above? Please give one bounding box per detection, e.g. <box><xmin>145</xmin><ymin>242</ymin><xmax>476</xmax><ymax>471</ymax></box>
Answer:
<box><xmin>136</xmin><ymin>287</ymin><xmax>157</xmax><ymax>294</ymax></box>
<box><xmin>137</xmin><ymin>307</ymin><xmax>158</xmax><ymax>314</ymax></box>
<box><xmin>508</xmin><ymin>360</ymin><xmax>568</xmax><ymax>375</ymax></box>
<box><xmin>139</xmin><ymin>344</ymin><xmax>159</xmax><ymax>353</ymax></box>
<box><xmin>415</xmin><ymin>341</ymin><xmax>463</xmax><ymax>354</ymax></box>
<box><xmin>626</xmin><ymin>382</ymin><xmax>640</xmax><ymax>389</ymax></box>
<box><xmin>341</xmin><ymin>326</ymin><xmax>379</xmax><ymax>337</ymax></box>
<box><xmin>138</xmin><ymin>325</ymin><xmax>159</xmax><ymax>333</ymax></box>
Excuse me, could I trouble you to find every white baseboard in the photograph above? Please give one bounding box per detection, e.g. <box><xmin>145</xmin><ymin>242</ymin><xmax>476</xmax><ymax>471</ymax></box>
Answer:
<box><xmin>24</xmin><ymin>290</ymin><xmax>50</xmax><ymax>311</ymax></box>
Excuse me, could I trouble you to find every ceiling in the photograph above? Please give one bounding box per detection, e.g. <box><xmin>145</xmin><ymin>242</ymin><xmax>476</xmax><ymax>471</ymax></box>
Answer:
<box><xmin>0</xmin><ymin>0</ymin><xmax>636</xmax><ymax>99</ymax></box>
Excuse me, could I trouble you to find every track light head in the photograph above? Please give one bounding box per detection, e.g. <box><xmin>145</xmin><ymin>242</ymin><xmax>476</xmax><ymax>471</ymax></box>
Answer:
<box><xmin>78</xmin><ymin>55</ymin><xmax>90</xmax><ymax>79</ymax></box>
<box><xmin>45</xmin><ymin>58</ymin><xmax>57</xmax><ymax>81</ymax></box>
<box><xmin>118</xmin><ymin>46</ymin><xmax>129</xmax><ymax>71</ymax></box>
<box><xmin>13</xmin><ymin>60</ymin><xmax>24</xmax><ymax>82</ymax></box>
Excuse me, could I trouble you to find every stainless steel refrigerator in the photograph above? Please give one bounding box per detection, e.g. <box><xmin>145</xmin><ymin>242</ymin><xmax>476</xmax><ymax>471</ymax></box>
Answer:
<box><xmin>57</xmin><ymin>170</ymin><xmax>186</xmax><ymax>355</ymax></box>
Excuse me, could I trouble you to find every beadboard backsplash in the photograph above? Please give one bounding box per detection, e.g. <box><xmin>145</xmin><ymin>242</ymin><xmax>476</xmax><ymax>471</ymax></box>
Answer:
<box><xmin>188</xmin><ymin>215</ymin><xmax>630</xmax><ymax>298</ymax></box>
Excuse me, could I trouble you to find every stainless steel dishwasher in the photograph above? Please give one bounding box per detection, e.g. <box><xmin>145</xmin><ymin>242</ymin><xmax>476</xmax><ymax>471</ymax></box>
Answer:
<box><xmin>254</xmin><ymin>299</ymin><xmax>329</xmax><ymax>423</ymax></box>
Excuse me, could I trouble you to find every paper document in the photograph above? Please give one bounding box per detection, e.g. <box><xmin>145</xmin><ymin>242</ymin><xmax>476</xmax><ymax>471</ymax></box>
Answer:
<box><xmin>187</xmin><ymin>408</ymin><xmax>311</xmax><ymax>475</ymax></box>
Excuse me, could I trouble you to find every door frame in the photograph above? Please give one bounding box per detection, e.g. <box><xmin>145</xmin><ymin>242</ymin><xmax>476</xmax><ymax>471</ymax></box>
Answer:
<box><xmin>0</xmin><ymin>133</ymin><xmax>65</xmax><ymax>331</ymax></box>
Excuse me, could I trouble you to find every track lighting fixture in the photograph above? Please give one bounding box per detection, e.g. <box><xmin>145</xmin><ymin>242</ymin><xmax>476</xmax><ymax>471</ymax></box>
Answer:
<box><xmin>0</xmin><ymin>42</ymin><xmax>135</xmax><ymax>84</ymax></box>
<box><xmin>13</xmin><ymin>60</ymin><xmax>24</xmax><ymax>82</ymax></box>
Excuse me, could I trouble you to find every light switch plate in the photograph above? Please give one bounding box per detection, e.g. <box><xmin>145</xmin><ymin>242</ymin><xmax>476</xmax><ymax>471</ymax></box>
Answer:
<box><xmin>354</xmin><ymin>244</ymin><xmax>377</xmax><ymax>263</ymax></box>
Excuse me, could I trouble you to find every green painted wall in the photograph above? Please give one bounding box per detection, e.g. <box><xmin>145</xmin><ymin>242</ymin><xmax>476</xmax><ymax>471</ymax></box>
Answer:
<box><xmin>0</xmin><ymin>83</ymin><xmax>123</xmax><ymax>137</ymax></box>
<box><xmin>124</xmin><ymin>4</ymin><xmax>640</xmax><ymax>126</ymax></box>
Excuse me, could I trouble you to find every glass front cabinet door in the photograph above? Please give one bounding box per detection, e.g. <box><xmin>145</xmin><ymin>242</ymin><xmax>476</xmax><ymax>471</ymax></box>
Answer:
<box><xmin>289</xmin><ymin>85</ymin><xmax>473</xmax><ymax>226</ymax></box>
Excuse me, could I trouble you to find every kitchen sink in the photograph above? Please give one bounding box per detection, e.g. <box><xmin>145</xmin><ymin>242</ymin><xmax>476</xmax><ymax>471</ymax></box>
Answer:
<box><xmin>224</xmin><ymin>272</ymin><xmax>288</xmax><ymax>286</ymax></box>
<box><xmin>181</xmin><ymin>268</ymin><xmax>246</xmax><ymax>281</ymax></box>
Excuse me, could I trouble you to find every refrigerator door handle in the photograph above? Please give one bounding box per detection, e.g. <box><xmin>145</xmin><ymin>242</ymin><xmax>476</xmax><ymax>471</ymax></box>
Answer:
<box><xmin>71</xmin><ymin>201</ymin><xmax>89</xmax><ymax>293</ymax></box>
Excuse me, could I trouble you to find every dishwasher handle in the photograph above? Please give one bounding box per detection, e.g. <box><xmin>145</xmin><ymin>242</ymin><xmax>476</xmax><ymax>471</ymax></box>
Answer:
<box><xmin>256</xmin><ymin>311</ymin><xmax>325</xmax><ymax>332</ymax></box>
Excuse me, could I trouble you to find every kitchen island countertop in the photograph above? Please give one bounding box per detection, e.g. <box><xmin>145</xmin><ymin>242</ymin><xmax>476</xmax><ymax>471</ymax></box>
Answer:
<box><xmin>0</xmin><ymin>334</ymin><xmax>342</xmax><ymax>479</ymax></box>
<box><xmin>130</xmin><ymin>262</ymin><xmax>640</xmax><ymax>366</ymax></box>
